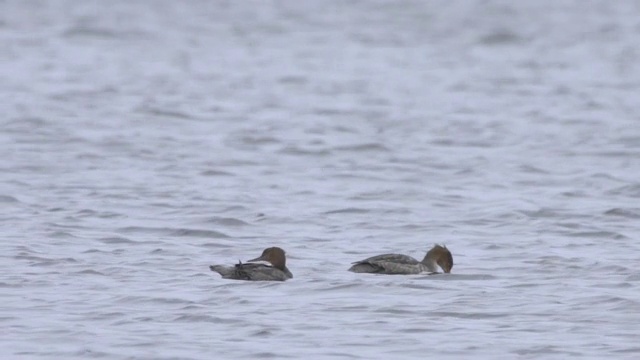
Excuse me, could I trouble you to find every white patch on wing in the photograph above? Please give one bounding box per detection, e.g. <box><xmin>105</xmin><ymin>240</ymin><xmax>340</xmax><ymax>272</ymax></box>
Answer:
<box><xmin>247</xmin><ymin>260</ymin><xmax>272</xmax><ymax>267</ymax></box>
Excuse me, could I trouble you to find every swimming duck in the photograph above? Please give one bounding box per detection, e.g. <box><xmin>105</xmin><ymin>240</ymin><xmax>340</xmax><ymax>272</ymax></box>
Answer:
<box><xmin>209</xmin><ymin>247</ymin><xmax>293</xmax><ymax>281</ymax></box>
<box><xmin>348</xmin><ymin>244</ymin><xmax>453</xmax><ymax>275</ymax></box>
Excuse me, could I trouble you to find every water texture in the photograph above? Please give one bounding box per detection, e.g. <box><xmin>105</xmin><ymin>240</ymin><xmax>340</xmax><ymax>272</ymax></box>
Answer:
<box><xmin>2</xmin><ymin>1</ymin><xmax>640</xmax><ymax>359</ymax></box>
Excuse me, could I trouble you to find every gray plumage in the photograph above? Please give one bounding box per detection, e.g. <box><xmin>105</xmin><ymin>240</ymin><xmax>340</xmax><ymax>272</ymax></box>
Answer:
<box><xmin>348</xmin><ymin>245</ymin><xmax>453</xmax><ymax>275</ymax></box>
<box><xmin>348</xmin><ymin>254</ymin><xmax>438</xmax><ymax>275</ymax></box>
<box><xmin>210</xmin><ymin>262</ymin><xmax>293</xmax><ymax>281</ymax></box>
<box><xmin>209</xmin><ymin>247</ymin><xmax>293</xmax><ymax>282</ymax></box>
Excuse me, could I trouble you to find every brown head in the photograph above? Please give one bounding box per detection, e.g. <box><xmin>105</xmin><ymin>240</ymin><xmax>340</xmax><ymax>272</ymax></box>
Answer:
<box><xmin>425</xmin><ymin>245</ymin><xmax>453</xmax><ymax>273</ymax></box>
<box><xmin>247</xmin><ymin>247</ymin><xmax>287</xmax><ymax>270</ymax></box>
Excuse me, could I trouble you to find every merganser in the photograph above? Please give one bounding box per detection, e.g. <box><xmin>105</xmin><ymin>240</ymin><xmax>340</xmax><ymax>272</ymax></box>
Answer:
<box><xmin>348</xmin><ymin>244</ymin><xmax>453</xmax><ymax>275</ymax></box>
<box><xmin>209</xmin><ymin>247</ymin><xmax>293</xmax><ymax>281</ymax></box>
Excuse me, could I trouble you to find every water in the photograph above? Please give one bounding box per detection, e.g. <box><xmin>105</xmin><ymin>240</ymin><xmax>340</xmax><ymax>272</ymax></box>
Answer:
<box><xmin>2</xmin><ymin>0</ymin><xmax>640</xmax><ymax>358</ymax></box>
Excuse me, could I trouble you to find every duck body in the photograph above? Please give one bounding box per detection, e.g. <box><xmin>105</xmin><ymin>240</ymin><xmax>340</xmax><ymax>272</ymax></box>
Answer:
<box><xmin>348</xmin><ymin>245</ymin><xmax>453</xmax><ymax>275</ymax></box>
<box><xmin>210</xmin><ymin>262</ymin><xmax>292</xmax><ymax>281</ymax></box>
<box><xmin>348</xmin><ymin>254</ymin><xmax>433</xmax><ymax>274</ymax></box>
<box><xmin>209</xmin><ymin>247</ymin><xmax>293</xmax><ymax>282</ymax></box>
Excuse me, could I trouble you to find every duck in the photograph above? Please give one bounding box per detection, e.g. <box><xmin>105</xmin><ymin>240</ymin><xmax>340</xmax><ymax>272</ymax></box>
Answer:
<box><xmin>348</xmin><ymin>244</ymin><xmax>453</xmax><ymax>275</ymax></box>
<box><xmin>209</xmin><ymin>247</ymin><xmax>293</xmax><ymax>281</ymax></box>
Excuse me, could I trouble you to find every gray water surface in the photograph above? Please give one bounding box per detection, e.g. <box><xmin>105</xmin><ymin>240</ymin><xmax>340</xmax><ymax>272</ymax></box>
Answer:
<box><xmin>2</xmin><ymin>1</ymin><xmax>640</xmax><ymax>359</ymax></box>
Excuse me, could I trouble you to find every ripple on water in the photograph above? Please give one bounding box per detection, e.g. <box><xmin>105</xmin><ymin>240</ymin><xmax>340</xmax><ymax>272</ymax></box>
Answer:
<box><xmin>398</xmin><ymin>283</ymin><xmax>442</xmax><ymax>290</ymax></box>
<box><xmin>200</xmin><ymin>169</ymin><xmax>235</xmax><ymax>176</ymax></box>
<box><xmin>564</xmin><ymin>230</ymin><xmax>627</xmax><ymax>240</ymax></box>
<box><xmin>74</xmin><ymin>269</ymin><xmax>105</xmax><ymax>276</ymax></box>
<box><xmin>116</xmin><ymin>226</ymin><xmax>230</xmax><ymax>238</ymax></box>
<box><xmin>519</xmin><ymin>208</ymin><xmax>564</xmax><ymax>218</ymax></box>
<box><xmin>76</xmin><ymin>209</ymin><xmax>125</xmax><ymax>218</ymax></box>
<box><xmin>625</xmin><ymin>273</ymin><xmax>640</xmax><ymax>281</ymax></box>
<box><xmin>333</xmin><ymin>143</ymin><xmax>390</xmax><ymax>152</ymax></box>
<box><xmin>513</xmin><ymin>345</ymin><xmax>581</xmax><ymax>357</ymax></box>
<box><xmin>277</xmin><ymin>145</ymin><xmax>331</xmax><ymax>156</ymax></box>
<box><xmin>0</xmin><ymin>195</ymin><xmax>19</xmax><ymax>202</ymax></box>
<box><xmin>416</xmin><ymin>274</ymin><xmax>497</xmax><ymax>281</ymax></box>
<box><xmin>321</xmin><ymin>283</ymin><xmax>368</xmax><ymax>291</ymax></box>
<box><xmin>0</xmin><ymin>282</ymin><xmax>22</xmax><ymax>288</ymax></box>
<box><xmin>398</xmin><ymin>327</ymin><xmax>439</xmax><ymax>334</ymax></box>
<box><xmin>171</xmin><ymin>228</ymin><xmax>230</xmax><ymax>238</ymax></box>
<box><xmin>49</xmin><ymin>231</ymin><xmax>78</xmax><ymax>238</ymax></box>
<box><xmin>428</xmin><ymin>311</ymin><xmax>509</xmax><ymax>319</ymax></box>
<box><xmin>173</xmin><ymin>314</ymin><xmax>239</xmax><ymax>323</ymax></box>
<box><xmin>606</xmin><ymin>183</ymin><xmax>640</xmax><ymax>197</ymax></box>
<box><xmin>200</xmin><ymin>242</ymin><xmax>234</xmax><ymax>249</ymax></box>
<box><xmin>201</xmin><ymin>217</ymin><xmax>251</xmax><ymax>227</ymax></box>
<box><xmin>14</xmin><ymin>253</ymin><xmax>78</xmax><ymax>265</ymax></box>
<box><xmin>323</xmin><ymin>208</ymin><xmax>371</xmax><ymax>215</ymax></box>
<box><xmin>98</xmin><ymin>236</ymin><xmax>137</xmax><ymax>244</ymax></box>
<box><xmin>374</xmin><ymin>307</ymin><xmax>415</xmax><ymax>315</ymax></box>
<box><xmin>604</xmin><ymin>208</ymin><xmax>640</xmax><ymax>219</ymax></box>
<box><xmin>81</xmin><ymin>248</ymin><xmax>125</xmax><ymax>255</ymax></box>
<box><xmin>250</xmin><ymin>352</ymin><xmax>292</xmax><ymax>359</ymax></box>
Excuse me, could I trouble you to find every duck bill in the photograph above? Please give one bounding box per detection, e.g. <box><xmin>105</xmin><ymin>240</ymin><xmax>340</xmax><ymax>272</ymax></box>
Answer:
<box><xmin>247</xmin><ymin>255</ymin><xmax>266</xmax><ymax>263</ymax></box>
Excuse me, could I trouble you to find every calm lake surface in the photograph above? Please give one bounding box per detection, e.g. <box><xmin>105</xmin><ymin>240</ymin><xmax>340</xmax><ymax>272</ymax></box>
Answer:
<box><xmin>2</xmin><ymin>1</ymin><xmax>640</xmax><ymax>359</ymax></box>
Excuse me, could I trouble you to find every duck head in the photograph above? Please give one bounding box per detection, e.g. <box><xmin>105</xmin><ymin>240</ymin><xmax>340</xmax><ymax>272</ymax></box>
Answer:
<box><xmin>247</xmin><ymin>247</ymin><xmax>287</xmax><ymax>271</ymax></box>
<box><xmin>425</xmin><ymin>245</ymin><xmax>453</xmax><ymax>273</ymax></box>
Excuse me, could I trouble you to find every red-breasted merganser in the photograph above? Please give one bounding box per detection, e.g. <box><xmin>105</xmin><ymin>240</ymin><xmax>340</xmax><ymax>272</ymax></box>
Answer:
<box><xmin>348</xmin><ymin>244</ymin><xmax>453</xmax><ymax>275</ymax></box>
<box><xmin>209</xmin><ymin>247</ymin><xmax>293</xmax><ymax>281</ymax></box>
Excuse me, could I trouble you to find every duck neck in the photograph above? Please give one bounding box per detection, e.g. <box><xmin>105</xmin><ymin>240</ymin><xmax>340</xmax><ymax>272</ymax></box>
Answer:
<box><xmin>421</xmin><ymin>254</ymin><xmax>439</xmax><ymax>273</ymax></box>
<box><xmin>270</xmin><ymin>258</ymin><xmax>286</xmax><ymax>271</ymax></box>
